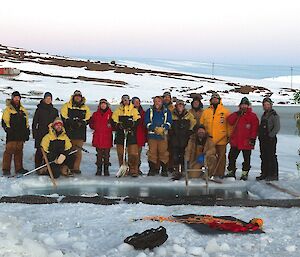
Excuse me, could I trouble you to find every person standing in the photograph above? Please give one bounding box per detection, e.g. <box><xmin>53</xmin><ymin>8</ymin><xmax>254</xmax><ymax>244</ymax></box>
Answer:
<box><xmin>2</xmin><ymin>91</ymin><xmax>30</xmax><ymax>176</ymax></box>
<box><xmin>89</xmin><ymin>99</ymin><xmax>113</xmax><ymax>176</ymax></box>
<box><xmin>32</xmin><ymin>92</ymin><xmax>59</xmax><ymax>168</ymax></box>
<box><xmin>132</xmin><ymin>96</ymin><xmax>147</xmax><ymax>174</ymax></box>
<box><xmin>144</xmin><ymin>96</ymin><xmax>172</xmax><ymax>176</ymax></box>
<box><xmin>170</xmin><ymin>100</ymin><xmax>196</xmax><ymax>179</ymax></box>
<box><xmin>200</xmin><ymin>92</ymin><xmax>230</xmax><ymax>178</ymax></box>
<box><xmin>112</xmin><ymin>95</ymin><xmax>141</xmax><ymax>177</ymax></box>
<box><xmin>256</xmin><ymin>97</ymin><xmax>280</xmax><ymax>181</ymax></box>
<box><xmin>188</xmin><ymin>95</ymin><xmax>203</xmax><ymax>126</ymax></box>
<box><xmin>41</xmin><ymin>118</ymin><xmax>74</xmax><ymax>178</ymax></box>
<box><xmin>224</xmin><ymin>97</ymin><xmax>259</xmax><ymax>180</ymax></box>
<box><xmin>61</xmin><ymin>90</ymin><xmax>91</xmax><ymax>174</ymax></box>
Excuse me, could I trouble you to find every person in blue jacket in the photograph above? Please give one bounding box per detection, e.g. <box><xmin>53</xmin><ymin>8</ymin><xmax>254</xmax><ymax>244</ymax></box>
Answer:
<box><xmin>144</xmin><ymin>96</ymin><xmax>172</xmax><ymax>176</ymax></box>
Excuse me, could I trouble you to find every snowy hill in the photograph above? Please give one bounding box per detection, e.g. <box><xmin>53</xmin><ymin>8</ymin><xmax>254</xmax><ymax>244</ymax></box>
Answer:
<box><xmin>0</xmin><ymin>44</ymin><xmax>299</xmax><ymax>105</ymax></box>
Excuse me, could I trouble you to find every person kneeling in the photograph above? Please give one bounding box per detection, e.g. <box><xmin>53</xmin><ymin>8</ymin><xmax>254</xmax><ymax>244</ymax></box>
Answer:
<box><xmin>40</xmin><ymin>118</ymin><xmax>74</xmax><ymax>178</ymax></box>
<box><xmin>185</xmin><ymin>125</ymin><xmax>217</xmax><ymax>178</ymax></box>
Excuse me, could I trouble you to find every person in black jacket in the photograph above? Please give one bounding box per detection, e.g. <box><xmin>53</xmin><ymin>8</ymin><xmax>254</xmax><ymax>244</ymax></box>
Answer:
<box><xmin>32</xmin><ymin>92</ymin><xmax>59</xmax><ymax>168</ymax></box>
<box><xmin>256</xmin><ymin>97</ymin><xmax>280</xmax><ymax>181</ymax></box>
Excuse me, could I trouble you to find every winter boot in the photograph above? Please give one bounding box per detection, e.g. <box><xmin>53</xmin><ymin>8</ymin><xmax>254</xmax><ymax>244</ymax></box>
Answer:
<box><xmin>224</xmin><ymin>170</ymin><xmax>236</xmax><ymax>179</ymax></box>
<box><xmin>240</xmin><ymin>170</ymin><xmax>249</xmax><ymax>181</ymax></box>
<box><xmin>147</xmin><ymin>161</ymin><xmax>157</xmax><ymax>176</ymax></box>
<box><xmin>160</xmin><ymin>162</ymin><xmax>168</xmax><ymax>177</ymax></box>
<box><xmin>256</xmin><ymin>174</ymin><xmax>267</xmax><ymax>181</ymax></box>
<box><xmin>103</xmin><ymin>164</ymin><xmax>110</xmax><ymax>176</ymax></box>
<box><xmin>96</xmin><ymin>164</ymin><xmax>103</xmax><ymax>176</ymax></box>
<box><xmin>2</xmin><ymin>170</ymin><xmax>11</xmax><ymax>176</ymax></box>
<box><xmin>16</xmin><ymin>168</ymin><xmax>29</xmax><ymax>175</ymax></box>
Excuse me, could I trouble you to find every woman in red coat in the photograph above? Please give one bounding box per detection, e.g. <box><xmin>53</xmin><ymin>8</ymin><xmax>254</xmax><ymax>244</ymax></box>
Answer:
<box><xmin>89</xmin><ymin>99</ymin><xmax>113</xmax><ymax>176</ymax></box>
<box><xmin>132</xmin><ymin>97</ymin><xmax>147</xmax><ymax>173</ymax></box>
<box><xmin>225</xmin><ymin>97</ymin><xmax>259</xmax><ymax>180</ymax></box>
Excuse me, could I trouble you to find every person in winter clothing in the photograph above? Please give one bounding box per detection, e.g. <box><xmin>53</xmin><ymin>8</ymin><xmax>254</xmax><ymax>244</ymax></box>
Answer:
<box><xmin>89</xmin><ymin>99</ymin><xmax>113</xmax><ymax>176</ymax></box>
<box><xmin>224</xmin><ymin>97</ymin><xmax>259</xmax><ymax>180</ymax></box>
<box><xmin>2</xmin><ymin>91</ymin><xmax>30</xmax><ymax>176</ymax></box>
<box><xmin>112</xmin><ymin>95</ymin><xmax>141</xmax><ymax>177</ymax></box>
<box><xmin>132</xmin><ymin>97</ymin><xmax>147</xmax><ymax>174</ymax></box>
<box><xmin>61</xmin><ymin>90</ymin><xmax>91</xmax><ymax>174</ymax></box>
<box><xmin>41</xmin><ymin>118</ymin><xmax>74</xmax><ymax>178</ymax></box>
<box><xmin>185</xmin><ymin>124</ymin><xmax>217</xmax><ymax>177</ymax></box>
<box><xmin>144</xmin><ymin>96</ymin><xmax>172</xmax><ymax>176</ymax></box>
<box><xmin>32</xmin><ymin>92</ymin><xmax>59</xmax><ymax>168</ymax></box>
<box><xmin>170</xmin><ymin>100</ymin><xmax>196</xmax><ymax>179</ymax></box>
<box><xmin>188</xmin><ymin>95</ymin><xmax>203</xmax><ymax>126</ymax></box>
<box><xmin>256</xmin><ymin>97</ymin><xmax>280</xmax><ymax>181</ymax></box>
<box><xmin>200</xmin><ymin>92</ymin><xmax>231</xmax><ymax>177</ymax></box>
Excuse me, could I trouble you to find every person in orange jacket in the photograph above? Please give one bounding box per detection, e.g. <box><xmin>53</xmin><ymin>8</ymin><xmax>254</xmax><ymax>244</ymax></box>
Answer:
<box><xmin>200</xmin><ymin>92</ymin><xmax>231</xmax><ymax>178</ymax></box>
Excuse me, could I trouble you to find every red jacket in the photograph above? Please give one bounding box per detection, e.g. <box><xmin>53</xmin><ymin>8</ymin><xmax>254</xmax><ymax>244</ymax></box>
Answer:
<box><xmin>89</xmin><ymin>108</ymin><xmax>113</xmax><ymax>149</ymax></box>
<box><xmin>136</xmin><ymin>107</ymin><xmax>147</xmax><ymax>147</ymax></box>
<box><xmin>227</xmin><ymin>108</ymin><xmax>259</xmax><ymax>150</ymax></box>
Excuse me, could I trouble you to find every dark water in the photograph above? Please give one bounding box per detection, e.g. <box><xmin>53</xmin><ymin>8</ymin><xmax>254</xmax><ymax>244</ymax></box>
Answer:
<box><xmin>24</xmin><ymin>184</ymin><xmax>249</xmax><ymax>199</ymax></box>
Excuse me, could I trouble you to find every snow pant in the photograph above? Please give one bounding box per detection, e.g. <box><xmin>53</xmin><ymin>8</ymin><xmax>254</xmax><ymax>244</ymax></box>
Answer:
<box><xmin>227</xmin><ymin>147</ymin><xmax>251</xmax><ymax>172</ymax></box>
<box><xmin>35</xmin><ymin>148</ymin><xmax>43</xmax><ymax>168</ymax></box>
<box><xmin>2</xmin><ymin>141</ymin><xmax>24</xmax><ymax>173</ymax></box>
<box><xmin>172</xmin><ymin>146</ymin><xmax>185</xmax><ymax>171</ymax></box>
<box><xmin>47</xmin><ymin>153</ymin><xmax>75</xmax><ymax>178</ymax></box>
<box><xmin>214</xmin><ymin>145</ymin><xmax>227</xmax><ymax>177</ymax></box>
<box><xmin>71</xmin><ymin>139</ymin><xmax>84</xmax><ymax>171</ymax></box>
<box><xmin>147</xmin><ymin>138</ymin><xmax>169</xmax><ymax>165</ymax></box>
<box><xmin>259</xmin><ymin>136</ymin><xmax>278</xmax><ymax>179</ymax></box>
<box><xmin>138</xmin><ymin>146</ymin><xmax>143</xmax><ymax>171</ymax></box>
<box><xmin>189</xmin><ymin>155</ymin><xmax>218</xmax><ymax>177</ymax></box>
<box><xmin>167</xmin><ymin>138</ymin><xmax>174</xmax><ymax>171</ymax></box>
<box><xmin>96</xmin><ymin>148</ymin><xmax>110</xmax><ymax>166</ymax></box>
<box><xmin>116</xmin><ymin>144</ymin><xmax>139</xmax><ymax>176</ymax></box>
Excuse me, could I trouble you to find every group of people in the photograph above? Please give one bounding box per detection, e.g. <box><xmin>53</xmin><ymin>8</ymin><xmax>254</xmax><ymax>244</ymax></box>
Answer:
<box><xmin>1</xmin><ymin>89</ymin><xmax>280</xmax><ymax>181</ymax></box>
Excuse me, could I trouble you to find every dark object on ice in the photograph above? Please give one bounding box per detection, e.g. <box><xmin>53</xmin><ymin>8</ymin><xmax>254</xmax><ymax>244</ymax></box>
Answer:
<box><xmin>124</xmin><ymin>226</ymin><xmax>168</xmax><ymax>250</ymax></box>
<box><xmin>0</xmin><ymin>195</ymin><xmax>58</xmax><ymax>204</ymax></box>
<box><xmin>60</xmin><ymin>196</ymin><xmax>118</xmax><ymax>205</ymax></box>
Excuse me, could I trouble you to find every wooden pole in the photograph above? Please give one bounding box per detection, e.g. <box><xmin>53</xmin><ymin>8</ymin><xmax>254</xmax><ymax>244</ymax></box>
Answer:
<box><xmin>41</xmin><ymin>148</ymin><xmax>57</xmax><ymax>188</ymax></box>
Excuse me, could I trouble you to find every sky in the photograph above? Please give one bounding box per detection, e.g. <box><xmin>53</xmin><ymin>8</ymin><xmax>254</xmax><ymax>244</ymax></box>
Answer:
<box><xmin>1</xmin><ymin>0</ymin><xmax>300</xmax><ymax>65</ymax></box>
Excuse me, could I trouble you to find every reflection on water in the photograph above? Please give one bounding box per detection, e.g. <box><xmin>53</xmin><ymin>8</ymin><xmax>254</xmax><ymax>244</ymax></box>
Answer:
<box><xmin>24</xmin><ymin>184</ymin><xmax>249</xmax><ymax>200</ymax></box>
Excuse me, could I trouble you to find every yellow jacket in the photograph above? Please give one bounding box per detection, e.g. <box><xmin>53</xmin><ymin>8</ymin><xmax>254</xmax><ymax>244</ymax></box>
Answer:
<box><xmin>172</xmin><ymin>110</ymin><xmax>196</xmax><ymax>130</ymax></box>
<box><xmin>41</xmin><ymin>125</ymin><xmax>72</xmax><ymax>153</ymax></box>
<box><xmin>61</xmin><ymin>97</ymin><xmax>91</xmax><ymax>121</ymax></box>
<box><xmin>112</xmin><ymin>103</ymin><xmax>141</xmax><ymax>123</ymax></box>
<box><xmin>200</xmin><ymin>101</ymin><xmax>231</xmax><ymax>145</ymax></box>
<box><xmin>2</xmin><ymin>99</ymin><xmax>29</xmax><ymax>128</ymax></box>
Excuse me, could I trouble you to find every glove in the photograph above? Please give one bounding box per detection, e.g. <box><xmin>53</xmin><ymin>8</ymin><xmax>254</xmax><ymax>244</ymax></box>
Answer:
<box><xmin>249</xmin><ymin>138</ymin><xmax>256</xmax><ymax>146</ymax></box>
<box><xmin>196</xmin><ymin>153</ymin><xmax>205</xmax><ymax>164</ymax></box>
<box><xmin>55</xmin><ymin>154</ymin><xmax>66</xmax><ymax>165</ymax></box>
<box><xmin>25</xmin><ymin>128</ymin><xmax>30</xmax><ymax>141</ymax></box>
<box><xmin>154</xmin><ymin>127</ymin><xmax>165</xmax><ymax>136</ymax></box>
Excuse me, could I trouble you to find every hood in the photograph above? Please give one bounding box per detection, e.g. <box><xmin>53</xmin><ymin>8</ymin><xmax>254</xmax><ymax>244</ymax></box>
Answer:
<box><xmin>37</xmin><ymin>99</ymin><xmax>53</xmax><ymax>109</ymax></box>
<box><xmin>48</xmin><ymin>123</ymin><xmax>67</xmax><ymax>136</ymax></box>
<box><xmin>69</xmin><ymin>95</ymin><xmax>86</xmax><ymax>107</ymax></box>
<box><xmin>6</xmin><ymin>98</ymin><xmax>24</xmax><ymax>110</ymax></box>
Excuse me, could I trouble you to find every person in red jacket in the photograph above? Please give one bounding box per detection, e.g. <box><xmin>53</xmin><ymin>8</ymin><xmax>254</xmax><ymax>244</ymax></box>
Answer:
<box><xmin>89</xmin><ymin>99</ymin><xmax>113</xmax><ymax>176</ymax></box>
<box><xmin>224</xmin><ymin>97</ymin><xmax>259</xmax><ymax>180</ymax></box>
<box><xmin>132</xmin><ymin>97</ymin><xmax>147</xmax><ymax>174</ymax></box>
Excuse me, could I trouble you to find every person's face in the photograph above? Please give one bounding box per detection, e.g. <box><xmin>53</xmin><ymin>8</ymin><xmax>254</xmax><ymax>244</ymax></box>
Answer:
<box><xmin>44</xmin><ymin>96</ymin><xmax>52</xmax><ymax>105</ymax></box>
<box><xmin>12</xmin><ymin>96</ymin><xmax>20</xmax><ymax>105</ymax></box>
<box><xmin>154</xmin><ymin>98</ymin><xmax>163</xmax><ymax>109</ymax></box>
<box><xmin>211</xmin><ymin>97</ymin><xmax>219</xmax><ymax>105</ymax></box>
<box><xmin>240</xmin><ymin>104</ymin><xmax>248</xmax><ymax>112</ymax></box>
<box><xmin>74</xmin><ymin>95</ymin><xmax>82</xmax><ymax>103</ymax></box>
<box><xmin>192</xmin><ymin>100</ymin><xmax>200</xmax><ymax>108</ymax></box>
<box><xmin>100</xmin><ymin>102</ymin><xmax>107</xmax><ymax>110</ymax></box>
<box><xmin>163</xmin><ymin>95</ymin><xmax>171</xmax><ymax>104</ymax></box>
<box><xmin>122</xmin><ymin>99</ymin><xmax>130</xmax><ymax>106</ymax></box>
<box><xmin>176</xmin><ymin>104</ymin><xmax>184</xmax><ymax>113</ymax></box>
<box><xmin>197</xmin><ymin>128</ymin><xmax>206</xmax><ymax>138</ymax></box>
<box><xmin>54</xmin><ymin>123</ymin><xmax>62</xmax><ymax>132</ymax></box>
<box><xmin>133</xmin><ymin>99</ymin><xmax>140</xmax><ymax>108</ymax></box>
<box><xmin>263</xmin><ymin>102</ymin><xmax>272</xmax><ymax>111</ymax></box>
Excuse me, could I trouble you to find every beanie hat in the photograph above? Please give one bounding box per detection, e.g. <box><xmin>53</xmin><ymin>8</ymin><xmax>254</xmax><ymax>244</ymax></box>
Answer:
<box><xmin>262</xmin><ymin>97</ymin><xmax>273</xmax><ymax>105</ymax></box>
<box><xmin>210</xmin><ymin>92</ymin><xmax>221</xmax><ymax>100</ymax></box>
<box><xmin>175</xmin><ymin>99</ymin><xmax>185</xmax><ymax>106</ymax></box>
<box><xmin>163</xmin><ymin>91</ymin><xmax>171</xmax><ymax>98</ymax></box>
<box><xmin>44</xmin><ymin>92</ymin><xmax>52</xmax><ymax>99</ymax></box>
<box><xmin>121</xmin><ymin>94</ymin><xmax>130</xmax><ymax>101</ymax></box>
<box><xmin>131</xmin><ymin>96</ymin><xmax>140</xmax><ymax>104</ymax></box>
<box><xmin>11</xmin><ymin>91</ymin><xmax>21</xmax><ymax>99</ymax></box>
<box><xmin>194</xmin><ymin>124</ymin><xmax>206</xmax><ymax>132</ymax></box>
<box><xmin>73</xmin><ymin>90</ymin><xmax>82</xmax><ymax>96</ymax></box>
<box><xmin>239</xmin><ymin>97</ymin><xmax>250</xmax><ymax>106</ymax></box>
<box><xmin>99</xmin><ymin>98</ymin><xmax>108</xmax><ymax>105</ymax></box>
<box><xmin>52</xmin><ymin>117</ymin><xmax>63</xmax><ymax>127</ymax></box>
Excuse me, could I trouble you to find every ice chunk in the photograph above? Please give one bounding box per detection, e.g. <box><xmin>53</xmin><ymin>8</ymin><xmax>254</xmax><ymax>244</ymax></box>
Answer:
<box><xmin>173</xmin><ymin>244</ymin><xmax>186</xmax><ymax>254</ymax></box>
<box><xmin>286</xmin><ymin>245</ymin><xmax>296</xmax><ymax>252</ymax></box>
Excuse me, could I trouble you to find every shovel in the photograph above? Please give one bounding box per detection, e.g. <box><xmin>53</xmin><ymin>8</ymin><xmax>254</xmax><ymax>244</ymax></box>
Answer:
<box><xmin>116</xmin><ymin>130</ymin><xmax>129</xmax><ymax>177</ymax></box>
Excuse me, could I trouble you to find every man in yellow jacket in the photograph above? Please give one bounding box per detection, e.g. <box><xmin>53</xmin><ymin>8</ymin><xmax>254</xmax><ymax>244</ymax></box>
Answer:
<box><xmin>112</xmin><ymin>95</ymin><xmax>141</xmax><ymax>177</ymax></box>
<box><xmin>200</xmin><ymin>92</ymin><xmax>231</xmax><ymax>177</ymax></box>
<box><xmin>61</xmin><ymin>90</ymin><xmax>91</xmax><ymax>174</ymax></box>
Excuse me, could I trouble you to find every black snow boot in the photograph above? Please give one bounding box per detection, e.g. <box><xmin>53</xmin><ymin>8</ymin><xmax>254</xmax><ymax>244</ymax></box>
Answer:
<box><xmin>147</xmin><ymin>161</ymin><xmax>157</xmax><ymax>176</ymax></box>
<box><xmin>160</xmin><ymin>162</ymin><xmax>168</xmax><ymax>177</ymax></box>
<box><xmin>103</xmin><ymin>164</ymin><xmax>110</xmax><ymax>176</ymax></box>
<box><xmin>224</xmin><ymin>170</ymin><xmax>236</xmax><ymax>179</ymax></box>
<box><xmin>240</xmin><ymin>170</ymin><xmax>249</xmax><ymax>181</ymax></box>
<box><xmin>96</xmin><ymin>164</ymin><xmax>102</xmax><ymax>176</ymax></box>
